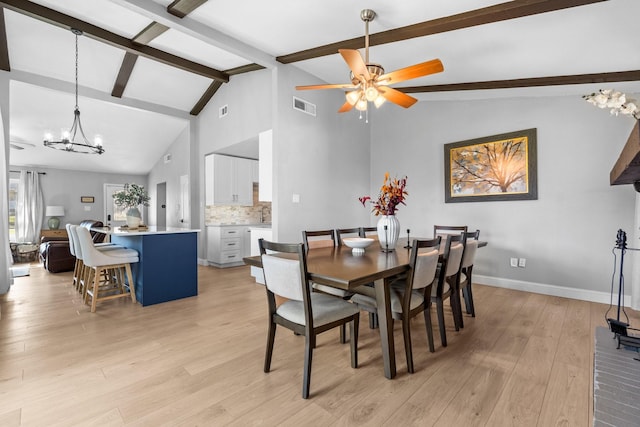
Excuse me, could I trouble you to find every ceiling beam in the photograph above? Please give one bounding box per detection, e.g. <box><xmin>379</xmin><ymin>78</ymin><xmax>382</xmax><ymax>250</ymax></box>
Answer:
<box><xmin>132</xmin><ymin>21</ymin><xmax>169</xmax><ymax>45</ymax></box>
<box><xmin>398</xmin><ymin>70</ymin><xmax>640</xmax><ymax>94</ymax></box>
<box><xmin>109</xmin><ymin>0</ymin><xmax>278</xmax><ymax>68</ymax></box>
<box><xmin>189</xmin><ymin>64</ymin><xmax>265</xmax><ymax>115</ymax></box>
<box><xmin>277</xmin><ymin>0</ymin><xmax>609</xmax><ymax>64</ymax></box>
<box><xmin>12</xmin><ymin>70</ymin><xmax>191</xmax><ymax>120</ymax></box>
<box><xmin>167</xmin><ymin>0</ymin><xmax>208</xmax><ymax>19</ymax></box>
<box><xmin>0</xmin><ymin>0</ymin><xmax>229</xmax><ymax>82</ymax></box>
<box><xmin>0</xmin><ymin>8</ymin><xmax>9</xmax><ymax>71</ymax></box>
<box><xmin>190</xmin><ymin>80</ymin><xmax>222</xmax><ymax>116</ymax></box>
<box><xmin>111</xmin><ymin>52</ymin><xmax>138</xmax><ymax>98</ymax></box>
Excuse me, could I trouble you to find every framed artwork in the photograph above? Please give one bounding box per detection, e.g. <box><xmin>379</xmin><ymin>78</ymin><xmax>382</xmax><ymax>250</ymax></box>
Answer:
<box><xmin>81</xmin><ymin>196</ymin><xmax>95</xmax><ymax>203</ymax></box>
<box><xmin>444</xmin><ymin>128</ymin><xmax>538</xmax><ymax>203</ymax></box>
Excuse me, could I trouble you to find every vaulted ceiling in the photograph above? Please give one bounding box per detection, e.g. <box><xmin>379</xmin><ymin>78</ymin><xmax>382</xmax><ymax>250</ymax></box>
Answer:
<box><xmin>4</xmin><ymin>0</ymin><xmax>640</xmax><ymax>174</ymax></box>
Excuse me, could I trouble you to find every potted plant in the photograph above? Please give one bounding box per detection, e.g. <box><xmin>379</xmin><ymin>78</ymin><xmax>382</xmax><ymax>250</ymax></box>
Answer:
<box><xmin>113</xmin><ymin>183</ymin><xmax>150</xmax><ymax>228</ymax></box>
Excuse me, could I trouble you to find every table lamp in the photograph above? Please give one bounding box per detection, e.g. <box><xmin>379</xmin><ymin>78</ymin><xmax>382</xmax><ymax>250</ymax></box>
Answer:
<box><xmin>45</xmin><ymin>205</ymin><xmax>65</xmax><ymax>230</ymax></box>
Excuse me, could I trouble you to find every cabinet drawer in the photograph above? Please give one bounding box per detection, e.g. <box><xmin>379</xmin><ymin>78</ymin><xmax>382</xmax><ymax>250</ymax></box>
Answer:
<box><xmin>221</xmin><ymin>238</ymin><xmax>241</xmax><ymax>250</ymax></box>
<box><xmin>220</xmin><ymin>250</ymin><xmax>242</xmax><ymax>263</ymax></box>
<box><xmin>221</xmin><ymin>228</ymin><xmax>242</xmax><ymax>238</ymax></box>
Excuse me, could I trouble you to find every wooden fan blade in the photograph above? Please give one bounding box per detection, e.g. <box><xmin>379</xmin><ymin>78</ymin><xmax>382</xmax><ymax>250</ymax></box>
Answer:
<box><xmin>378</xmin><ymin>59</ymin><xmax>443</xmax><ymax>85</ymax></box>
<box><xmin>296</xmin><ymin>83</ymin><xmax>357</xmax><ymax>91</ymax></box>
<box><xmin>339</xmin><ymin>49</ymin><xmax>370</xmax><ymax>81</ymax></box>
<box><xmin>378</xmin><ymin>87</ymin><xmax>418</xmax><ymax>108</ymax></box>
<box><xmin>338</xmin><ymin>101</ymin><xmax>354</xmax><ymax>113</ymax></box>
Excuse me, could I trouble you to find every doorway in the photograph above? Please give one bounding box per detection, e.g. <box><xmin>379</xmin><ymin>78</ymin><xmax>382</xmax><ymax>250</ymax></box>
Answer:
<box><xmin>156</xmin><ymin>182</ymin><xmax>167</xmax><ymax>227</ymax></box>
<box><xmin>104</xmin><ymin>183</ymin><xmax>126</xmax><ymax>227</ymax></box>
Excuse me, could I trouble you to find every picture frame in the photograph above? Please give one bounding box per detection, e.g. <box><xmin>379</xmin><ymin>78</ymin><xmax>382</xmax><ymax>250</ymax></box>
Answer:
<box><xmin>81</xmin><ymin>196</ymin><xmax>95</xmax><ymax>203</ymax></box>
<box><xmin>444</xmin><ymin>128</ymin><xmax>538</xmax><ymax>203</ymax></box>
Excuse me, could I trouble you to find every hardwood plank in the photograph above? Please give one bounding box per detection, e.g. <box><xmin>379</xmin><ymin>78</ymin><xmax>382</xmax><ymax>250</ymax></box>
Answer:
<box><xmin>2</xmin><ymin>263</ymin><xmax>637</xmax><ymax>425</ymax></box>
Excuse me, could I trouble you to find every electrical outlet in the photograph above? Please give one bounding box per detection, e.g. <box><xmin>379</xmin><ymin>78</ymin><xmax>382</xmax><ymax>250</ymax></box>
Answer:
<box><xmin>510</xmin><ymin>257</ymin><xmax>518</xmax><ymax>267</ymax></box>
<box><xmin>518</xmin><ymin>258</ymin><xmax>526</xmax><ymax>268</ymax></box>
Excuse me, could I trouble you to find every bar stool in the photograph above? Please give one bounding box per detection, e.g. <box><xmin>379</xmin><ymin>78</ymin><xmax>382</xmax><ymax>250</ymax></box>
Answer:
<box><xmin>75</xmin><ymin>227</ymin><xmax>139</xmax><ymax>313</ymax></box>
<box><xmin>68</xmin><ymin>225</ymin><xmax>121</xmax><ymax>296</ymax></box>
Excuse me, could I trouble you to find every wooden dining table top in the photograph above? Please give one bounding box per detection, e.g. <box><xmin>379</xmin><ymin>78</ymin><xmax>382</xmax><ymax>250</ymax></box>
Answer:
<box><xmin>243</xmin><ymin>239</ymin><xmax>487</xmax><ymax>290</ymax></box>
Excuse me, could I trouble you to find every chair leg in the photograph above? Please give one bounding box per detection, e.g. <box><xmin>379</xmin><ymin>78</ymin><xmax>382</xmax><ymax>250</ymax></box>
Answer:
<box><xmin>368</xmin><ymin>312</ymin><xmax>379</xmax><ymax>329</ymax></box>
<box><xmin>340</xmin><ymin>324</ymin><xmax>347</xmax><ymax>344</ymax></box>
<box><xmin>436</xmin><ymin>299</ymin><xmax>447</xmax><ymax>347</ymax></box>
<box><xmin>424</xmin><ymin>304</ymin><xmax>435</xmax><ymax>353</ymax></box>
<box><xmin>124</xmin><ymin>264</ymin><xmax>137</xmax><ymax>303</ymax></box>
<box><xmin>350</xmin><ymin>314</ymin><xmax>359</xmax><ymax>369</ymax></box>
<box><xmin>302</xmin><ymin>334</ymin><xmax>314</xmax><ymax>399</ymax></box>
<box><xmin>90</xmin><ymin>267</ymin><xmax>101</xmax><ymax>313</ymax></box>
<box><xmin>463</xmin><ymin>283</ymin><xmax>475</xmax><ymax>317</ymax></box>
<box><xmin>402</xmin><ymin>315</ymin><xmax>414</xmax><ymax>374</ymax></box>
<box><xmin>264</xmin><ymin>319</ymin><xmax>276</xmax><ymax>373</ymax></box>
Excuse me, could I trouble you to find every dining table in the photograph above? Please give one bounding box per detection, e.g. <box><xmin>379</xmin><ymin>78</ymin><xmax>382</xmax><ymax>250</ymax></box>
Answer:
<box><xmin>243</xmin><ymin>239</ymin><xmax>487</xmax><ymax>379</ymax></box>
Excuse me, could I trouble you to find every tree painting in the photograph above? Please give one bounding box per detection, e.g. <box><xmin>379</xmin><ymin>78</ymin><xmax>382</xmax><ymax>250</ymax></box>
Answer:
<box><xmin>450</xmin><ymin>137</ymin><xmax>529</xmax><ymax>196</ymax></box>
<box><xmin>444</xmin><ymin>128</ymin><xmax>537</xmax><ymax>203</ymax></box>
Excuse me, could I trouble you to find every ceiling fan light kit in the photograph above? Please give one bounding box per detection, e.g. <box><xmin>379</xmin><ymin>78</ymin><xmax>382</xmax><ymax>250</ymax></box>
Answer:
<box><xmin>296</xmin><ymin>9</ymin><xmax>444</xmax><ymax>115</ymax></box>
<box><xmin>43</xmin><ymin>28</ymin><xmax>105</xmax><ymax>155</ymax></box>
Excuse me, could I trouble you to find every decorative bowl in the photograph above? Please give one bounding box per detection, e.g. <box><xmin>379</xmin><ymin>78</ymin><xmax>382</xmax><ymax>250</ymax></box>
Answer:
<box><xmin>342</xmin><ymin>237</ymin><xmax>375</xmax><ymax>255</ymax></box>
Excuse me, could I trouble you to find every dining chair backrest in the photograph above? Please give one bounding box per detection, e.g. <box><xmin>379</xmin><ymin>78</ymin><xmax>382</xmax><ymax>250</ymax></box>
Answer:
<box><xmin>66</xmin><ymin>223</ymin><xmax>75</xmax><ymax>257</ymax></box>
<box><xmin>336</xmin><ymin>228</ymin><xmax>361</xmax><ymax>246</ymax></box>
<box><xmin>409</xmin><ymin>237</ymin><xmax>441</xmax><ymax>291</ymax></box>
<box><xmin>259</xmin><ymin>239</ymin><xmax>310</xmax><ymax>303</ymax></box>
<box><xmin>465</xmin><ymin>229</ymin><xmax>480</xmax><ymax>240</ymax></box>
<box><xmin>444</xmin><ymin>234</ymin><xmax>465</xmax><ymax>278</ymax></box>
<box><xmin>69</xmin><ymin>225</ymin><xmax>83</xmax><ymax>261</ymax></box>
<box><xmin>360</xmin><ymin>226</ymin><xmax>378</xmax><ymax>240</ymax></box>
<box><xmin>461</xmin><ymin>239</ymin><xmax>478</xmax><ymax>269</ymax></box>
<box><xmin>302</xmin><ymin>229</ymin><xmax>336</xmax><ymax>251</ymax></box>
<box><xmin>434</xmin><ymin>225</ymin><xmax>468</xmax><ymax>242</ymax></box>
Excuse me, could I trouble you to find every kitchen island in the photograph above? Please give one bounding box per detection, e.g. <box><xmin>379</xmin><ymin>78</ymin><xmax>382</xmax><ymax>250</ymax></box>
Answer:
<box><xmin>92</xmin><ymin>226</ymin><xmax>200</xmax><ymax>306</ymax></box>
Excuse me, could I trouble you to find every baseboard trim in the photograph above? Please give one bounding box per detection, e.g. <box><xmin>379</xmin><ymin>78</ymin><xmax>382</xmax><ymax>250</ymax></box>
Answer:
<box><xmin>474</xmin><ymin>274</ymin><xmax>631</xmax><ymax>306</ymax></box>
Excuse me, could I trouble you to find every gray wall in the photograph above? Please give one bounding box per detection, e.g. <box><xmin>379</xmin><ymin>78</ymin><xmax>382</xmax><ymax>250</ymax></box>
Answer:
<box><xmin>369</xmin><ymin>95</ymin><xmax>636</xmax><ymax>300</ymax></box>
<box><xmin>272</xmin><ymin>65</ymin><xmax>372</xmax><ymax>242</ymax></box>
<box><xmin>146</xmin><ymin>123</ymin><xmax>191</xmax><ymax>227</ymax></box>
<box><xmin>9</xmin><ymin>166</ymin><xmax>146</xmax><ymax>227</ymax></box>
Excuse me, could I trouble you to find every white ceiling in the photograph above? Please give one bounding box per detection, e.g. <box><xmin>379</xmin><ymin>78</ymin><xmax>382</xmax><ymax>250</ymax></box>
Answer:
<box><xmin>6</xmin><ymin>0</ymin><xmax>640</xmax><ymax>173</ymax></box>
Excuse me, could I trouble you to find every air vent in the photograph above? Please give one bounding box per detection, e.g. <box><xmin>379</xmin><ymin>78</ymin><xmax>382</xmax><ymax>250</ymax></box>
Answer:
<box><xmin>293</xmin><ymin>96</ymin><xmax>316</xmax><ymax>116</ymax></box>
<box><xmin>219</xmin><ymin>105</ymin><xmax>228</xmax><ymax>118</ymax></box>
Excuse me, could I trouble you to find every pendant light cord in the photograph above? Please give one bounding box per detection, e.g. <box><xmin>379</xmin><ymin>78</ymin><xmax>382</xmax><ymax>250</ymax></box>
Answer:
<box><xmin>75</xmin><ymin>32</ymin><xmax>79</xmax><ymax>110</ymax></box>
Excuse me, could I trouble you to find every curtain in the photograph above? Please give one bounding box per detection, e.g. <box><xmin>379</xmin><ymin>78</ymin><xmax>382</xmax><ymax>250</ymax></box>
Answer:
<box><xmin>15</xmin><ymin>170</ymin><xmax>43</xmax><ymax>244</ymax></box>
<box><xmin>0</xmin><ymin>106</ymin><xmax>10</xmax><ymax>293</ymax></box>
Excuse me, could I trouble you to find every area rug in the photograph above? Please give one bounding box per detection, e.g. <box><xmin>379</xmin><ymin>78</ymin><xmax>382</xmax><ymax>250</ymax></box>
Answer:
<box><xmin>10</xmin><ymin>265</ymin><xmax>30</xmax><ymax>278</ymax></box>
<box><xmin>593</xmin><ymin>326</ymin><xmax>640</xmax><ymax>426</ymax></box>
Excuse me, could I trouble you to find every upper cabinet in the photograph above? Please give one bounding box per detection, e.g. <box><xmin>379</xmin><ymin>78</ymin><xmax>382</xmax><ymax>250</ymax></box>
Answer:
<box><xmin>259</xmin><ymin>129</ymin><xmax>273</xmax><ymax>202</ymax></box>
<box><xmin>205</xmin><ymin>154</ymin><xmax>255</xmax><ymax>206</ymax></box>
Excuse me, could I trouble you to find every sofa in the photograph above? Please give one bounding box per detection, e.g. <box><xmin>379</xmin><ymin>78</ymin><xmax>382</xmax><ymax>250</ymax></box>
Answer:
<box><xmin>39</xmin><ymin>220</ymin><xmax>107</xmax><ymax>273</ymax></box>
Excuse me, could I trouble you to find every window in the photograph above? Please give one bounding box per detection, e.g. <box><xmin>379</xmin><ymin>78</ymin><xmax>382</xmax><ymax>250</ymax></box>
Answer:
<box><xmin>8</xmin><ymin>177</ymin><xmax>18</xmax><ymax>242</ymax></box>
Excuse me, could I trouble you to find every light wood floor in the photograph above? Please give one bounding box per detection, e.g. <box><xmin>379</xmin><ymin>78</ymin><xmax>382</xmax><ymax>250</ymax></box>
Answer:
<box><xmin>1</xmin><ymin>262</ymin><xmax>637</xmax><ymax>426</ymax></box>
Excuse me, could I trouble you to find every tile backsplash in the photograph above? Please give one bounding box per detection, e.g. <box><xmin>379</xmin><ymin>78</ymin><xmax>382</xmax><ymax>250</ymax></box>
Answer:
<box><xmin>205</xmin><ymin>183</ymin><xmax>272</xmax><ymax>224</ymax></box>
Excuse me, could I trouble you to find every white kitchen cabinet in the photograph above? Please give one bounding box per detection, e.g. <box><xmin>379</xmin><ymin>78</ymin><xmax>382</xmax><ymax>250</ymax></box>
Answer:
<box><xmin>205</xmin><ymin>154</ymin><xmax>254</xmax><ymax>206</ymax></box>
<box><xmin>207</xmin><ymin>225</ymin><xmax>248</xmax><ymax>267</ymax></box>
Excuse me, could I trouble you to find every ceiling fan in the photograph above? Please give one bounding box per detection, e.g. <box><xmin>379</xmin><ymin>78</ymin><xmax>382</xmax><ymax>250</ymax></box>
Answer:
<box><xmin>296</xmin><ymin>9</ymin><xmax>444</xmax><ymax>113</ymax></box>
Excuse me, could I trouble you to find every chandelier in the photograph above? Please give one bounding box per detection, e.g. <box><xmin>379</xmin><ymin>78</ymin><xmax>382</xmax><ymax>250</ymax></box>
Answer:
<box><xmin>43</xmin><ymin>28</ymin><xmax>104</xmax><ymax>155</ymax></box>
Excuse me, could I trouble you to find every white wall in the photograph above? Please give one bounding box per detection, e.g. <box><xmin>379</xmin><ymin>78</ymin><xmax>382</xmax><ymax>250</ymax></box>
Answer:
<box><xmin>370</xmin><ymin>95</ymin><xmax>636</xmax><ymax>301</ymax></box>
<box><xmin>146</xmin><ymin>123</ymin><xmax>191</xmax><ymax>227</ymax></box>
<box><xmin>9</xmin><ymin>166</ymin><xmax>146</xmax><ymax>226</ymax></box>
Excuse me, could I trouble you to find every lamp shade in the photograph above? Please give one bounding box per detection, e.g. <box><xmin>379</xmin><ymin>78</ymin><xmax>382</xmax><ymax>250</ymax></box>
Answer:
<box><xmin>45</xmin><ymin>206</ymin><xmax>65</xmax><ymax>217</ymax></box>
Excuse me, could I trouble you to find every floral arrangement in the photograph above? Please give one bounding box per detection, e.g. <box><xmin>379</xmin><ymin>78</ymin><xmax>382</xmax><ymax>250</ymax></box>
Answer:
<box><xmin>113</xmin><ymin>183</ymin><xmax>150</xmax><ymax>209</ymax></box>
<box><xmin>359</xmin><ymin>172</ymin><xmax>408</xmax><ymax>216</ymax></box>
<box><xmin>583</xmin><ymin>89</ymin><xmax>640</xmax><ymax>120</ymax></box>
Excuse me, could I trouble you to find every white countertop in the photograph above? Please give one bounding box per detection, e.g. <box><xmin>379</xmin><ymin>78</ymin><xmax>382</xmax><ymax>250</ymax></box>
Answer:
<box><xmin>206</xmin><ymin>223</ymin><xmax>271</xmax><ymax>227</ymax></box>
<box><xmin>92</xmin><ymin>226</ymin><xmax>200</xmax><ymax>236</ymax></box>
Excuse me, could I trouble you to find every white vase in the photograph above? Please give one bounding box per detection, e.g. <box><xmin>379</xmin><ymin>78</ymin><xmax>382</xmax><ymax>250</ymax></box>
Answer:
<box><xmin>126</xmin><ymin>207</ymin><xmax>141</xmax><ymax>229</ymax></box>
<box><xmin>377</xmin><ymin>215</ymin><xmax>400</xmax><ymax>252</ymax></box>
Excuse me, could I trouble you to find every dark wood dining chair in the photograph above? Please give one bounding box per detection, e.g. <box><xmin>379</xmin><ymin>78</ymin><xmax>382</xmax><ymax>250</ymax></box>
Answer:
<box><xmin>351</xmin><ymin>237</ymin><xmax>441</xmax><ymax>373</ymax></box>
<box><xmin>460</xmin><ymin>230</ymin><xmax>480</xmax><ymax>318</ymax></box>
<box><xmin>302</xmin><ymin>229</ymin><xmax>353</xmax><ymax>343</ymax></box>
<box><xmin>359</xmin><ymin>226</ymin><xmax>379</xmax><ymax>241</ymax></box>
<box><xmin>433</xmin><ymin>225</ymin><xmax>468</xmax><ymax>241</ymax></box>
<box><xmin>259</xmin><ymin>239</ymin><xmax>360</xmax><ymax>399</ymax></box>
<box><xmin>431</xmin><ymin>233</ymin><xmax>465</xmax><ymax>347</ymax></box>
<box><xmin>336</xmin><ymin>227</ymin><xmax>361</xmax><ymax>246</ymax></box>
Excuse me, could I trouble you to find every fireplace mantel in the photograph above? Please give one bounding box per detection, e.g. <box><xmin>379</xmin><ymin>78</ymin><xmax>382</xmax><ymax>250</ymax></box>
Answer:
<box><xmin>611</xmin><ymin>120</ymin><xmax>640</xmax><ymax>186</ymax></box>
